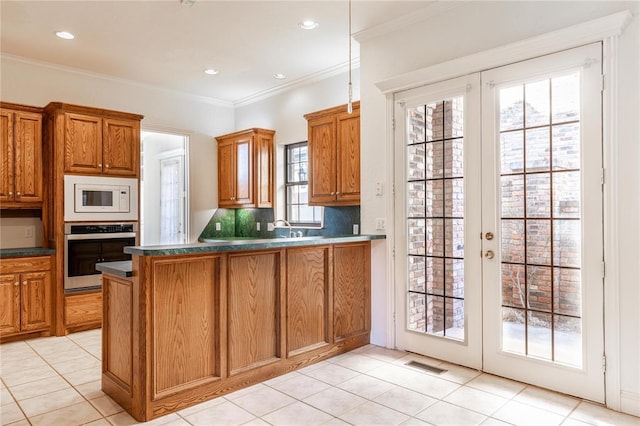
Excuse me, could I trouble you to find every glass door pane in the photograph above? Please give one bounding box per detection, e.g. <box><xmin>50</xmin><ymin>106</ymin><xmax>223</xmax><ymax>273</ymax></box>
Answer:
<box><xmin>406</xmin><ymin>97</ymin><xmax>466</xmax><ymax>341</ymax></box>
<box><xmin>498</xmin><ymin>72</ymin><xmax>583</xmax><ymax>367</ymax></box>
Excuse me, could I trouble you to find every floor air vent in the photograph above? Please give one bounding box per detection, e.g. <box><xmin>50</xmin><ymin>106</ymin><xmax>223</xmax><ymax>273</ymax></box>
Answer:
<box><xmin>405</xmin><ymin>361</ymin><xmax>447</xmax><ymax>375</ymax></box>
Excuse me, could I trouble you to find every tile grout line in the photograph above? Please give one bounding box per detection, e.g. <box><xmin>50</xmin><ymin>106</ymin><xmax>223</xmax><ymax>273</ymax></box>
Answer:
<box><xmin>19</xmin><ymin>335</ymin><xmax>113</xmax><ymax>425</ymax></box>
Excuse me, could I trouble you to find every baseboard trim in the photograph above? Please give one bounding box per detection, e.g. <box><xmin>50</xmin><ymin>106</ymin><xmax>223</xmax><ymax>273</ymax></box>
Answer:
<box><xmin>620</xmin><ymin>391</ymin><xmax>640</xmax><ymax>417</ymax></box>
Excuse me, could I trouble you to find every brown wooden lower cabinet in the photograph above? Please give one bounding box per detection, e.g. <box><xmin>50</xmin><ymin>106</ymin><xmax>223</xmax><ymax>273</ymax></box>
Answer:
<box><xmin>102</xmin><ymin>242</ymin><xmax>371</xmax><ymax>422</ymax></box>
<box><xmin>0</xmin><ymin>256</ymin><xmax>52</xmax><ymax>341</ymax></box>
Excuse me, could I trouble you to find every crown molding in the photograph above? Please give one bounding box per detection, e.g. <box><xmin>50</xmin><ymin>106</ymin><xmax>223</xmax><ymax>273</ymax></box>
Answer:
<box><xmin>0</xmin><ymin>53</ymin><xmax>234</xmax><ymax>108</ymax></box>
<box><xmin>353</xmin><ymin>1</ymin><xmax>465</xmax><ymax>43</ymax></box>
<box><xmin>375</xmin><ymin>10</ymin><xmax>633</xmax><ymax>94</ymax></box>
<box><xmin>233</xmin><ymin>57</ymin><xmax>361</xmax><ymax>108</ymax></box>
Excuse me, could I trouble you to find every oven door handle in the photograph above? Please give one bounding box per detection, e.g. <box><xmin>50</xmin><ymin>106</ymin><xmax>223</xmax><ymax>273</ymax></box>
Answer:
<box><xmin>65</xmin><ymin>232</ymin><xmax>137</xmax><ymax>240</ymax></box>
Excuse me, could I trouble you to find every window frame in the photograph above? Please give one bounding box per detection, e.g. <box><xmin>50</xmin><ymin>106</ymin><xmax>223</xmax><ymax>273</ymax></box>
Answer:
<box><xmin>284</xmin><ymin>141</ymin><xmax>323</xmax><ymax>227</ymax></box>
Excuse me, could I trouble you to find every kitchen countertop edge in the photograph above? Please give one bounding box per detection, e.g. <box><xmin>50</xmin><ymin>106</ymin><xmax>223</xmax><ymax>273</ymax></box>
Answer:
<box><xmin>95</xmin><ymin>260</ymin><xmax>133</xmax><ymax>278</ymax></box>
<box><xmin>0</xmin><ymin>247</ymin><xmax>56</xmax><ymax>258</ymax></box>
<box><xmin>124</xmin><ymin>234</ymin><xmax>386</xmax><ymax>256</ymax></box>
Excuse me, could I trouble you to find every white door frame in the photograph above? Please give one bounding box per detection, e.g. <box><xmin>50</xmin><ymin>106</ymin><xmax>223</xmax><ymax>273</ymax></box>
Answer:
<box><xmin>377</xmin><ymin>11</ymin><xmax>632</xmax><ymax>410</ymax></box>
<box><xmin>141</xmin><ymin>126</ymin><xmax>191</xmax><ymax>243</ymax></box>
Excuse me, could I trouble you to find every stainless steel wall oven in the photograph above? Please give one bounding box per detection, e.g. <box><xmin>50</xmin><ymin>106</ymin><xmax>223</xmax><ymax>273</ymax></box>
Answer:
<box><xmin>64</xmin><ymin>222</ymin><xmax>137</xmax><ymax>292</ymax></box>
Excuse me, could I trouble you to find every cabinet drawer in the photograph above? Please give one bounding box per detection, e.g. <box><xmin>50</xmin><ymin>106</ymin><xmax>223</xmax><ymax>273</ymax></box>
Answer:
<box><xmin>0</xmin><ymin>256</ymin><xmax>51</xmax><ymax>274</ymax></box>
<box><xmin>65</xmin><ymin>292</ymin><xmax>102</xmax><ymax>326</ymax></box>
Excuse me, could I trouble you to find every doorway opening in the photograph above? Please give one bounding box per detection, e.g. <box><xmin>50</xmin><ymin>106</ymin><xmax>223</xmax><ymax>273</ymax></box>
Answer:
<box><xmin>394</xmin><ymin>43</ymin><xmax>604</xmax><ymax>402</ymax></box>
<box><xmin>140</xmin><ymin>130</ymin><xmax>189</xmax><ymax>245</ymax></box>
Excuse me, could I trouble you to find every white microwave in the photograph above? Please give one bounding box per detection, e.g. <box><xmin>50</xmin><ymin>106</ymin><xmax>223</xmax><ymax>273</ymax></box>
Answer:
<box><xmin>64</xmin><ymin>175</ymin><xmax>138</xmax><ymax>221</ymax></box>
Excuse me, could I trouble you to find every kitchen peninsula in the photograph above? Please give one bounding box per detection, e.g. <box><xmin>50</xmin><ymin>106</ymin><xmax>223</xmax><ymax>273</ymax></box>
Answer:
<box><xmin>97</xmin><ymin>234</ymin><xmax>383</xmax><ymax>422</ymax></box>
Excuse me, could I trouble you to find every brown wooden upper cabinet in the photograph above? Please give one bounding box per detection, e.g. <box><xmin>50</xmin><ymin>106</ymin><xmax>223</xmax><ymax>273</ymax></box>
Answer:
<box><xmin>0</xmin><ymin>103</ymin><xmax>43</xmax><ymax>207</ymax></box>
<box><xmin>304</xmin><ymin>102</ymin><xmax>360</xmax><ymax>206</ymax></box>
<box><xmin>45</xmin><ymin>103</ymin><xmax>143</xmax><ymax>177</ymax></box>
<box><xmin>216</xmin><ymin>128</ymin><xmax>275</xmax><ymax>208</ymax></box>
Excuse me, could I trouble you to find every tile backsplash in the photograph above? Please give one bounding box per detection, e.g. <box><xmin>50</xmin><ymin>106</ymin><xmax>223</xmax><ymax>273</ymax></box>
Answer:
<box><xmin>199</xmin><ymin>206</ymin><xmax>360</xmax><ymax>240</ymax></box>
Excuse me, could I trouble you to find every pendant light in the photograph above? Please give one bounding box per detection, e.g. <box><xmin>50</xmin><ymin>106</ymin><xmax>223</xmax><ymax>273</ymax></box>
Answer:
<box><xmin>347</xmin><ymin>0</ymin><xmax>353</xmax><ymax>114</ymax></box>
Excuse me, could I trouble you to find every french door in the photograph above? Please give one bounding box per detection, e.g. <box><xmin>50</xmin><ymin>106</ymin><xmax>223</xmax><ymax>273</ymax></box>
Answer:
<box><xmin>394</xmin><ymin>43</ymin><xmax>604</xmax><ymax>402</ymax></box>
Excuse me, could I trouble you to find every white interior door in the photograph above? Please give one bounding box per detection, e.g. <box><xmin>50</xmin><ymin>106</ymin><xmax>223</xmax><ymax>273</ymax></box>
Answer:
<box><xmin>394</xmin><ymin>43</ymin><xmax>604</xmax><ymax>402</ymax></box>
<box><xmin>394</xmin><ymin>74</ymin><xmax>483</xmax><ymax>369</ymax></box>
<box><xmin>481</xmin><ymin>43</ymin><xmax>604</xmax><ymax>402</ymax></box>
<box><xmin>160</xmin><ymin>155</ymin><xmax>186</xmax><ymax>245</ymax></box>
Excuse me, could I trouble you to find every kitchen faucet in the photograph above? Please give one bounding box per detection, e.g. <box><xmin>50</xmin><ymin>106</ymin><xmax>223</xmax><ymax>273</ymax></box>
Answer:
<box><xmin>272</xmin><ymin>219</ymin><xmax>295</xmax><ymax>237</ymax></box>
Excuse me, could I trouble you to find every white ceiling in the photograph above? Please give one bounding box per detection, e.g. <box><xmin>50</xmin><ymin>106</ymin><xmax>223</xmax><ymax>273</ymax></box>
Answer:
<box><xmin>1</xmin><ymin>0</ymin><xmax>433</xmax><ymax>106</ymax></box>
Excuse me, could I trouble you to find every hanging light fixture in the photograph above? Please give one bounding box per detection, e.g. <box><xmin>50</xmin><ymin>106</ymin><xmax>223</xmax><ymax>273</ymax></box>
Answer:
<box><xmin>347</xmin><ymin>0</ymin><xmax>353</xmax><ymax>114</ymax></box>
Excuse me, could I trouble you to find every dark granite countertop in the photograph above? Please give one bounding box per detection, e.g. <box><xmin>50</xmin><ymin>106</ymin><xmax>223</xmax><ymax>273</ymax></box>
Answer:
<box><xmin>96</xmin><ymin>261</ymin><xmax>133</xmax><ymax>278</ymax></box>
<box><xmin>124</xmin><ymin>234</ymin><xmax>386</xmax><ymax>257</ymax></box>
<box><xmin>0</xmin><ymin>247</ymin><xmax>56</xmax><ymax>258</ymax></box>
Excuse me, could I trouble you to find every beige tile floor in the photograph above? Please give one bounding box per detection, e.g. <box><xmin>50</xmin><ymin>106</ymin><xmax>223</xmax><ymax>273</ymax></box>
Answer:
<box><xmin>1</xmin><ymin>329</ymin><xmax>639</xmax><ymax>426</ymax></box>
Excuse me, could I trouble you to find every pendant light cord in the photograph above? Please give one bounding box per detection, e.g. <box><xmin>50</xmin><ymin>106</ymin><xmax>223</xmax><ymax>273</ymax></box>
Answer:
<box><xmin>347</xmin><ymin>0</ymin><xmax>353</xmax><ymax>114</ymax></box>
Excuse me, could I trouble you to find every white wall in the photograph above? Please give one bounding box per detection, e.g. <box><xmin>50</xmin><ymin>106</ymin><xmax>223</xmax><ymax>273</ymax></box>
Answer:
<box><xmin>358</xmin><ymin>0</ymin><xmax>639</xmax><ymax>414</ymax></box>
<box><xmin>0</xmin><ymin>56</ymin><xmax>235</xmax><ymax>242</ymax></box>
<box><xmin>235</xmin><ymin>71</ymin><xmax>360</xmax><ymax>216</ymax></box>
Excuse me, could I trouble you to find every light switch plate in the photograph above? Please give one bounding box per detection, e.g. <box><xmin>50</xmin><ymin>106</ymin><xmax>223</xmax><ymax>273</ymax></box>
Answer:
<box><xmin>375</xmin><ymin>218</ymin><xmax>386</xmax><ymax>230</ymax></box>
<box><xmin>353</xmin><ymin>224</ymin><xmax>359</xmax><ymax>235</ymax></box>
<box><xmin>375</xmin><ymin>182</ymin><xmax>383</xmax><ymax>196</ymax></box>
<box><xmin>215</xmin><ymin>223</ymin><xmax>221</xmax><ymax>231</ymax></box>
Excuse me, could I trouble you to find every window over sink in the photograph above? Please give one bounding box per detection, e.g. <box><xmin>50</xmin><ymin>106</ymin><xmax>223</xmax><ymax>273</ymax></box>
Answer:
<box><xmin>285</xmin><ymin>142</ymin><xmax>322</xmax><ymax>227</ymax></box>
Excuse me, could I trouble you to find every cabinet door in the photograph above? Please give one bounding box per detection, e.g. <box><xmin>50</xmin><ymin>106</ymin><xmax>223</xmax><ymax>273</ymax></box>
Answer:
<box><xmin>14</xmin><ymin>112</ymin><xmax>43</xmax><ymax>203</ymax></box>
<box><xmin>65</xmin><ymin>113</ymin><xmax>103</xmax><ymax>174</ymax></box>
<box><xmin>217</xmin><ymin>140</ymin><xmax>236</xmax><ymax>207</ymax></box>
<box><xmin>103</xmin><ymin>118</ymin><xmax>140</xmax><ymax>176</ymax></box>
<box><xmin>0</xmin><ymin>274</ymin><xmax>21</xmax><ymax>336</ymax></box>
<box><xmin>333</xmin><ymin>243</ymin><xmax>370</xmax><ymax>341</ymax></box>
<box><xmin>228</xmin><ymin>251</ymin><xmax>282</xmax><ymax>374</ymax></box>
<box><xmin>308</xmin><ymin>116</ymin><xmax>337</xmax><ymax>205</ymax></box>
<box><xmin>286</xmin><ymin>246</ymin><xmax>330</xmax><ymax>356</ymax></box>
<box><xmin>0</xmin><ymin>110</ymin><xmax>15</xmax><ymax>203</ymax></box>
<box><xmin>254</xmin><ymin>133</ymin><xmax>274</xmax><ymax>208</ymax></box>
<box><xmin>234</xmin><ymin>137</ymin><xmax>253</xmax><ymax>205</ymax></box>
<box><xmin>336</xmin><ymin>111</ymin><xmax>360</xmax><ymax>204</ymax></box>
<box><xmin>20</xmin><ymin>271</ymin><xmax>51</xmax><ymax>332</ymax></box>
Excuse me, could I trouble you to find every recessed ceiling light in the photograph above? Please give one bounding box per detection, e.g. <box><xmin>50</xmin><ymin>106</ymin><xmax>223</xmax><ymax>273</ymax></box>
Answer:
<box><xmin>55</xmin><ymin>31</ymin><xmax>75</xmax><ymax>40</ymax></box>
<box><xmin>273</xmin><ymin>73</ymin><xmax>287</xmax><ymax>80</ymax></box>
<box><xmin>299</xmin><ymin>20</ymin><xmax>319</xmax><ymax>30</ymax></box>
<box><xmin>204</xmin><ymin>69</ymin><xmax>219</xmax><ymax>75</ymax></box>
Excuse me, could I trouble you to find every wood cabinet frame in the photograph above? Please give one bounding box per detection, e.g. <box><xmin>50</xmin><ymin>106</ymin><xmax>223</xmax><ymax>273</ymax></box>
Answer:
<box><xmin>0</xmin><ymin>102</ymin><xmax>44</xmax><ymax>208</ymax></box>
<box><xmin>43</xmin><ymin>102</ymin><xmax>143</xmax><ymax>336</ymax></box>
<box><xmin>102</xmin><ymin>241</ymin><xmax>371</xmax><ymax>421</ymax></box>
<box><xmin>304</xmin><ymin>102</ymin><xmax>360</xmax><ymax>206</ymax></box>
<box><xmin>216</xmin><ymin>128</ymin><xmax>275</xmax><ymax>208</ymax></box>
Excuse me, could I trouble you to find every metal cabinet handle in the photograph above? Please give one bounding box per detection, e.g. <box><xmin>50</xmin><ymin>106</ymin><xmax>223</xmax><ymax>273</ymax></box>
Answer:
<box><xmin>16</xmin><ymin>192</ymin><xmax>21</xmax><ymax>196</ymax></box>
<box><xmin>484</xmin><ymin>250</ymin><xmax>495</xmax><ymax>259</ymax></box>
<box><xmin>105</xmin><ymin>164</ymin><xmax>110</xmax><ymax>168</ymax></box>
<box><xmin>98</xmin><ymin>163</ymin><xmax>102</xmax><ymax>167</ymax></box>
<box><xmin>330</xmin><ymin>192</ymin><xmax>335</xmax><ymax>195</ymax></box>
<box><xmin>14</xmin><ymin>282</ymin><xmax>19</xmax><ymax>286</ymax></box>
<box><xmin>8</xmin><ymin>191</ymin><xmax>13</xmax><ymax>196</ymax></box>
<box><xmin>22</xmin><ymin>281</ymin><xmax>27</xmax><ymax>285</ymax></box>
